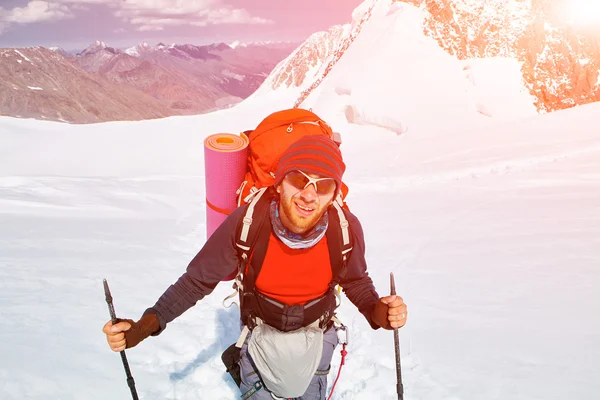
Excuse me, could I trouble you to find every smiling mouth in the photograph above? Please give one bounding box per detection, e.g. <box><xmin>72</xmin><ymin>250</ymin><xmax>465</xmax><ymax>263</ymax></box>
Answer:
<box><xmin>295</xmin><ymin>202</ymin><xmax>314</xmax><ymax>215</ymax></box>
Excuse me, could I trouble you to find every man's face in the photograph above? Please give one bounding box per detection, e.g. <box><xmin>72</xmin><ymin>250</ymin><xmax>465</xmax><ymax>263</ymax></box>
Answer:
<box><xmin>276</xmin><ymin>171</ymin><xmax>337</xmax><ymax>235</ymax></box>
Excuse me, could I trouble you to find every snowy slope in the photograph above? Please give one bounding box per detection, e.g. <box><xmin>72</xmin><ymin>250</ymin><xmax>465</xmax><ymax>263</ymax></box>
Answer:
<box><xmin>249</xmin><ymin>2</ymin><xmax>538</xmax><ymax>130</ymax></box>
<box><xmin>254</xmin><ymin>25</ymin><xmax>349</xmax><ymax>96</ymax></box>
<box><xmin>1</xmin><ymin>92</ymin><xmax>600</xmax><ymax>400</ymax></box>
<box><xmin>301</xmin><ymin>2</ymin><xmax>538</xmax><ymax>136</ymax></box>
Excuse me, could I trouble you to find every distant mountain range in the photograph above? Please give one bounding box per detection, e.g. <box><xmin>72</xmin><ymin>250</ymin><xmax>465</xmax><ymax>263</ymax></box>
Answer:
<box><xmin>3</xmin><ymin>0</ymin><xmax>598</xmax><ymax>125</ymax></box>
<box><xmin>0</xmin><ymin>40</ymin><xmax>297</xmax><ymax>123</ymax></box>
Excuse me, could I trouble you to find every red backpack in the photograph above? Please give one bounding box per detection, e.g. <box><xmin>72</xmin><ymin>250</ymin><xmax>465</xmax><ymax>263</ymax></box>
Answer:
<box><xmin>236</xmin><ymin>108</ymin><xmax>349</xmax><ymax>208</ymax></box>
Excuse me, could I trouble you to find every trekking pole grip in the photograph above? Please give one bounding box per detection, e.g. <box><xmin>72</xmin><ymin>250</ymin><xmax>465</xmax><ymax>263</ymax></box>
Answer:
<box><xmin>390</xmin><ymin>272</ymin><xmax>404</xmax><ymax>400</ymax></box>
<box><xmin>103</xmin><ymin>279</ymin><xmax>140</xmax><ymax>400</ymax></box>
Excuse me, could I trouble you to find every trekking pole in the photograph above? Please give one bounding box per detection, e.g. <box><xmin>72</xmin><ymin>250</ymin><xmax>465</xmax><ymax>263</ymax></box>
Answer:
<box><xmin>390</xmin><ymin>272</ymin><xmax>404</xmax><ymax>400</ymax></box>
<box><xmin>103</xmin><ymin>279</ymin><xmax>140</xmax><ymax>400</ymax></box>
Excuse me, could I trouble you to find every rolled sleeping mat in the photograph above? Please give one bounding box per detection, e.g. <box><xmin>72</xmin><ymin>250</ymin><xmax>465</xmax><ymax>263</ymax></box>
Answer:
<box><xmin>204</xmin><ymin>133</ymin><xmax>249</xmax><ymax>267</ymax></box>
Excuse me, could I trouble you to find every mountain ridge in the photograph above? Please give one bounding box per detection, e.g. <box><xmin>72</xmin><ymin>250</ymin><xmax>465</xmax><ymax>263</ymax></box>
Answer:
<box><xmin>1</xmin><ymin>40</ymin><xmax>298</xmax><ymax>123</ymax></box>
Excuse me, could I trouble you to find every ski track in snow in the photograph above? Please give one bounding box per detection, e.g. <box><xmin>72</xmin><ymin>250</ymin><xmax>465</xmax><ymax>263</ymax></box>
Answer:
<box><xmin>0</xmin><ymin>176</ymin><xmax>201</xmax><ymax>217</ymax></box>
<box><xmin>350</xmin><ymin>141</ymin><xmax>600</xmax><ymax>193</ymax></box>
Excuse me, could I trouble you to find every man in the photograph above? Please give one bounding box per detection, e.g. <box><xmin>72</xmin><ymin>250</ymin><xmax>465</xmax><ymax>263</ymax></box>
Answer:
<box><xmin>103</xmin><ymin>135</ymin><xmax>408</xmax><ymax>399</ymax></box>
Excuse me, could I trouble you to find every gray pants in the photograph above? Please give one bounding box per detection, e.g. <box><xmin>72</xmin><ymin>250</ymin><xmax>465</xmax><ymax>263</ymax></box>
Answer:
<box><xmin>239</xmin><ymin>325</ymin><xmax>339</xmax><ymax>399</ymax></box>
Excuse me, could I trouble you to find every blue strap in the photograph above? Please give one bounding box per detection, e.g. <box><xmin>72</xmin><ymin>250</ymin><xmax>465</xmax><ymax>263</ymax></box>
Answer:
<box><xmin>241</xmin><ymin>380</ymin><xmax>263</xmax><ymax>399</ymax></box>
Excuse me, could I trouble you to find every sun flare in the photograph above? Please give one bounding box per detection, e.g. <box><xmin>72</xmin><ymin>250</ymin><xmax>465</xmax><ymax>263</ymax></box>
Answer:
<box><xmin>564</xmin><ymin>0</ymin><xmax>600</xmax><ymax>25</ymax></box>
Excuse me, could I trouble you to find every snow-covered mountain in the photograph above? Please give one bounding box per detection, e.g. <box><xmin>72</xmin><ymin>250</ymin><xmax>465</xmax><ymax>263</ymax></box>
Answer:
<box><xmin>419</xmin><ymin>0</ymin><xmax>600</xmax><ymax>112</ymax></box>
<box><xmin>251</xmin><ymin>0</ymin><xmax>537</xmax><ymax>135</ymax></box>
<box><xmin>257</xmin><ymin>26</ymin><xmax>348</xmax><ymax>95</ymax></box>
<box><xmin>257</xmin><ymin>0</ymin><xmax>599</xmax><ymax>114</ymax></box>
<box><xmin>256</xmin><ymin>1</ymin><xmax>376</xmax><ymax>100</ymax></box>
<box><xmin>229</xmin><ymin>40</ymin><xmax>293</xmax><ymax>49</ymax></box>
<box><xmin>75</xmin><ymin>41</ymin><xmax>125</xmax><ymax>72</ymax></box>
<box><xmin>124</xmin><ymin>41</ymin><xmax>155</xmax><ymax>57</ymax></box>
<box><xmin>48</xmin><ymin>46</ymin><xmax>75</xmax><ymax>59</ymax></box>
<box><xmin>78</xmin><ymin>40</ymin><xmax>108</xmax><ymax>56</ymax></box>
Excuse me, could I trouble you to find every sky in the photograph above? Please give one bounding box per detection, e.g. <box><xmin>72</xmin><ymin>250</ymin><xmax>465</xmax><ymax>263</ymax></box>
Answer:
<box><xmin>0</xmin><ymin>0</ymin><xmax>362</xmax><ymax>51</ymax></box>
<box><xmin>1</xmin><ymin>2</ymin><xmax>600</xmax><ymax>399</ymax></box>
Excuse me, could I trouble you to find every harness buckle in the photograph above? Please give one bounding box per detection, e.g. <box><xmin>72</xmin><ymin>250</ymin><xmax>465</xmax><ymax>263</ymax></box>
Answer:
<box><xmin>335</xmin><ymin>324</ymin><xmax>349</xmax><ymax>346</ymax></box>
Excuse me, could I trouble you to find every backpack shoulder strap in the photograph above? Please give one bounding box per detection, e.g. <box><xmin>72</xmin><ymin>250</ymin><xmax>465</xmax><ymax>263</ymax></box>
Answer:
<box><xmin>234</xmin><ymin>187</ymin><xmax>271</xmax><ymax>314</ymax></box>
<box><xmin>327</xmin><ymin>201</ymin><xmax>353</xmax><ymax>284</ymax></box>
<box><xmin>236</xmin><ymin>187</ymin><xmax>269</xmax><ymax>251</ymax></box>
<box><xmin>223</xmin><ymin>187</ymin><xmax>271</xmax><ymax>310</ymax></box>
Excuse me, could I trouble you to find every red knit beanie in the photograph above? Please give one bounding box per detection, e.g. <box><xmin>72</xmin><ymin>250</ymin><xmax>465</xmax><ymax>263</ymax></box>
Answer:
<box><xmin>274</xmin><ymin>135</ymin><xmax>346</xmax><ymax>191</ymax></box>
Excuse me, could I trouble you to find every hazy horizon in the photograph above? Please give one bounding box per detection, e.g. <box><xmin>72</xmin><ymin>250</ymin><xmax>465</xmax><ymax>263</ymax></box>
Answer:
<box><xmin>0</xmin><ymin>37</ymin><xmax>303</xmax><ymax>53</ymax></box>
<box><xmin>0</xmin><ymin>0</ymin><xmax>361</xmax><ymax>51</ymax></box>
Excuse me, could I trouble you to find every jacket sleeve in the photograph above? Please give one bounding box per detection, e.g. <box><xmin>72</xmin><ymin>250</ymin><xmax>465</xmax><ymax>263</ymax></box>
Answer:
<box><xmin>143</xmin><ymin>205</ymin><xmax>247</xmax><ymax>335</ymax></box>
<box><xmin>338</xmin><ymin>211</ymin><xmax>382</xmax><ymax>330</ymax></box>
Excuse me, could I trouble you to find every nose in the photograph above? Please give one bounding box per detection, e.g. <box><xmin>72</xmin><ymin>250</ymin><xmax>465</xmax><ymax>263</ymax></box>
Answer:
<box><xmin>299</xmin><ymin>183</ymin><xmax>318</xmax><ymax>202</ymax></box>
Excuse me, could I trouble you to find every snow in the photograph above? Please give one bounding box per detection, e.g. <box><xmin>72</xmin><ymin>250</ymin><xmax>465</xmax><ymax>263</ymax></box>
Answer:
<box><xmin>255</xmin><ymin>33</ymin><xmax>339</xmax><ymax>97</ymax></box>
<box><xmin>125</xmin><ymin>47</ymin><xmax>140</xmax><ymax>57</ymax></box>
<box><xmin>462</xmin><ymin>57</ymin><xmax>538</xmax><ymax>120</ymax></box>
<box><xmin>227</xmin><ymin>40</ymin><xmax>279</xmax><ymax>49</ymax></box>
<box><xmin>302</xmin><ymin>3</ymin><xmax>538</xmax><ymax>137</ymax></box>
<box><xmin>27</xmin><ymin>86</ymin><xmax>43</xmax><ymax>91</ymax></box>
<box><xmin>1</xmin><ymin>1</ymin><xmax>600</xmax><ymax>399</ymax></box>
<box><xmin>2</xmin><ymin>90</ymin><xmax>599</xmax><ymax>400</ymax></box>
<box><xmin>352</xmin><ymin>0</ymin><xmax>376</xmax><ymax>23</ymax></box>
<box><xmin>221</xmin><ymin>70</ymin><xmax>245</xmax><ymax>81</ymax></box>
<box><xmin>126</xmin><ymin>42</ymin><xmax>157</xmax><ymax>57</ymax></box>
<box><xmin>14</xmin><ymin>49</ymin><xmax>34</xmax><ymax>65</ymax></box>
